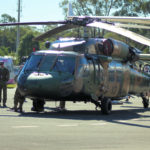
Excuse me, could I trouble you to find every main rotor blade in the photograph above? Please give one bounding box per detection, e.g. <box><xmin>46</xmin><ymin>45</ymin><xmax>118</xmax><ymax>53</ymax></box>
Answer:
<box><xmin>33</xmin><ymin>24</ymin><xmax>78</xmax><ymax>41</ymax></box>
<box><xmin>98</xmin><ymin>16</ymin><xmax>150</xmax><ymax>25</ymax></box>
<box><xmin>115</xmin><ymin>23</ymin><xmax>150</xmax><ymax>29</ymax></box>
<box><xmin>70</xmin><ymin>16</ymin><xmax>150</xmax><ymax>25</ymax></box>
<box><xmin>0</xmin><ymin>21</ymin><xmax>67</xmax><ymax>26</ymax></box>
<box><xmin>87</xmin><ymin>21</ymin><xmax>150</xmax><ymax>46</ymax></box>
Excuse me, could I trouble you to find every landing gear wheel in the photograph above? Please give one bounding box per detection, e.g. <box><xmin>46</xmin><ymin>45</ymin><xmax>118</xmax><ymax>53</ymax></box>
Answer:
<box><xmin>142</xmin><ymin>97</ymin><xmax>149</xmax><ymax>108</ymax></box>
<box><xmin>31</xmin><ymin>99</ymin><xmax>45</xmax><ymax>112</ymax></box>
<box><xmin>101</xmin><ymin>98</ymin><xmax>112</xmax><ymax>115</ymax></box>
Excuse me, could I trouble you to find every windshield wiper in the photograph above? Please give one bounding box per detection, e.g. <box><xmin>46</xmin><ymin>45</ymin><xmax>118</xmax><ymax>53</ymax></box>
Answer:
<box><xmin>37</xmin><ymin>55</ymin><xmax>46</xmax><ymax>72</ymax></box>
<box><xmin>50</xmin><ymin>55</ymin><xmax>59</xmax><ymax>71</ymax></box>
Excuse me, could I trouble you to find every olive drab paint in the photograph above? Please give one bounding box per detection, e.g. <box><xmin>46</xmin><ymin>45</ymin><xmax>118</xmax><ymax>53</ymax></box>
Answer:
<box><xmin>16</xmin><ymin>37</ymin><xmax>150</xmax><ymax>114</ymax></box>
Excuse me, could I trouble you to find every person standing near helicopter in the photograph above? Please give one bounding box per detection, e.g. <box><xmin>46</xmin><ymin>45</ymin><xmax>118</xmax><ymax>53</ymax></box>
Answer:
<box><xmin>0</xmin><ymin>61</ymin><xmax>10</xmax><ymax>107</ymax></box>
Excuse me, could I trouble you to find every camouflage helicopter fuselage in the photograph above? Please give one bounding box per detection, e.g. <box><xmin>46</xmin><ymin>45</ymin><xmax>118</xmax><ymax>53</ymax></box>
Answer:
<box><xmin>17</xmin><ymin>37</ymin><xmax>150</xmax><ymax>114</ymax></box>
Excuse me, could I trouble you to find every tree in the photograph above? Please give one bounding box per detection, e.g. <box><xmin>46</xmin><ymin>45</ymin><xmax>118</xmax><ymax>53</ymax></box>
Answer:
<box><xmin>59</xmin><ymin>0</ymin><xmax>119</xmax><ymax>16</ymax></box>
<box><xmin>60</xmin><ymin>0</ymin><xmax>150</xmax><ymax>17</ymax></box>
<box><xmin>18</xmin><ymin>32</ymin><xmax>39</xmax><ymax>60</ymax></box>
<box><xmin>0</xmin><ymin>46</ymin><xmax>9</xmax><ymax>56</ymax></box>
<box><xmin>0</xmin><ymin>14</ymin><xmax>41</xmax><ymax>62</ymax></box>
<box><xmin>113</xmin><ymin>0</ymin><xmax>150</xmax><ymax>16</ymax></box>
<box><xmin>0</xmin><ymin>13</ymin><xmax>16</xmax><ymax>23</ymax></box>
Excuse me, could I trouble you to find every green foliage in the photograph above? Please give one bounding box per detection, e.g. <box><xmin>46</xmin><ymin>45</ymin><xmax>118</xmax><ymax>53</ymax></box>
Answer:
<box><xmin>0</xmin><ymin>27</ymin><xmax>16</xmax><ymax>53</ymax></box>
<box><xmin>0</xmin><ymin>46</ymin><xmax>9</xmax><ymax>56</ymax></box>
<box><xmin>0</xmin><ymin>13</ymin><xmax>41</xmax><ymax>64</ymax></box>
<box><xmin>0</xmin><ymin>13</ymin><xmax>16</xmax><ymax>23</ymax></box>
<box><xmin>18</xmin><ymin>32</ymin><xmax>40</xmax><ymax>60</ymax></box>
<box><xmin>113</xmin><ymin>0</ymin><xmax>150</xmax><ymax>16</ymax></box>
<box><xmin>60</xmin><ymin>0</ymin><xmax>117</xmax><ymax>16</ymax></box>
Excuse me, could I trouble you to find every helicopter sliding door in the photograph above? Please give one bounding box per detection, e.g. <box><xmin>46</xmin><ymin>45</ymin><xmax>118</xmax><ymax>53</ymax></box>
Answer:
<box><xmin>85</xmin><ymin>58</ymin><xmax>102</xmax><ymax>97</ymax></box>
<box><xmin>115</xmin><ymin>62</ymin><xmax>130</xmax><ymax>97</ymax></box>
<box><xmin>104</xmin><ymin>61</ymin><xmax>120</xmax><ymax>97</ymax></box>
<box><xmin>104</xmin><ymin>61</ymin><xmax>130</xmax><ymax>98</ymax></box>
<box><xmin>79</xmin><ymin>56</ymin><xmax>101</xmax><ymax>97</ymax></box>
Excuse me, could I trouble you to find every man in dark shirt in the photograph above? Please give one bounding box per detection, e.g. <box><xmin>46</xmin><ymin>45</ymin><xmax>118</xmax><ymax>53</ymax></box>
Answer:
<box><xmin>0</xmin><ymin>61</ymin><xmax>10</xmax><ymax>107</ymax></box>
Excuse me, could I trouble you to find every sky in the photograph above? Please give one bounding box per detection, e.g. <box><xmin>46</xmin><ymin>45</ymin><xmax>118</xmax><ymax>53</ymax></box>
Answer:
<box><xmin>0</xmin><ymin>0</ymin><xmax>65</xmax><ymax>22</ymax></box>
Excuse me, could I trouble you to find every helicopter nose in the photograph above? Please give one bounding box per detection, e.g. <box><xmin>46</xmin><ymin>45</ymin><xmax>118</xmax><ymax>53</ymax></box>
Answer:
<box><xmin>18</xmin><ymin>72</ymin><xmax>74</xmax><ymax>98</ymax></box>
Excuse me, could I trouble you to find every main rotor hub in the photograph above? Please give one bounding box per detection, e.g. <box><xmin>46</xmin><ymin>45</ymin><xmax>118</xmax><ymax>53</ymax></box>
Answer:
<box><xmin>68</xmin><ymin>17</ymin><xmax>101</xmax><ymax>26</ymax></box>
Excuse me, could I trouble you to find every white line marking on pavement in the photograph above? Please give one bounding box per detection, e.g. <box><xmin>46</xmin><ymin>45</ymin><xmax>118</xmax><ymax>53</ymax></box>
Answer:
<box><xmin>131</xmin><ymin>118</ymin><xmax>142</xmax><ymax>121</ymax></box>
<box><xmin>57</xmin><ymin>124</ymin><xmax>78</xmax><ymax>127</ymax></box>
<box><xmin>90</xmin><ymin>123</ymin><xmax>107</xmax><ymax>126</ymax></box>
<box><xmin>117</xmin><ymin>120</ymin><xmax>128</xmax><ymax>123</ymax></box>
<box><xmin>12</xmin><ymin>126</ymin><xmax>39</xmax><ymax>128</ymax></box>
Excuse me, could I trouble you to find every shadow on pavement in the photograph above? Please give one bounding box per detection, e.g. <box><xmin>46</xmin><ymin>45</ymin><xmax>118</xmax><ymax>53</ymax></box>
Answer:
<box><xmin>16</xmin><ymin>106</ymin><xmax>150</xmax><ymax>128</ymax></box>
<box><xmin>1</xmin><ymin>105</ymin><xmax>150</xmax><ymax>128</ymax></box>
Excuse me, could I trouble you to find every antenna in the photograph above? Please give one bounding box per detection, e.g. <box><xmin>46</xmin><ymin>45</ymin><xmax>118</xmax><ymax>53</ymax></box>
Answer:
<box><xmin>16</xmin><ymin>0</ymin><xmax>22</xmax><ymax>54</ymax></box>
<box><xmin>68</xmin><ymin>2</ymin><xmax>74</xmax><ymax>17</ymax></box>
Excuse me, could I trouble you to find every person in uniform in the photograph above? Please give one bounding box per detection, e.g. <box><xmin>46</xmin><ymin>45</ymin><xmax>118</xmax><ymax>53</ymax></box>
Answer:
<box><xmin>0</xmin><ymin>61</ymin><xmax>10</xmax><ymax>107</ymax></box>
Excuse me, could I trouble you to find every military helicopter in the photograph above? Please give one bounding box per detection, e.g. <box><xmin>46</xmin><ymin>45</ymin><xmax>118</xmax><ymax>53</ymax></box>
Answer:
<box><xmin>1</xmin><ymin>5</ymin><xmax>150</xmax><ymax>114</ymax></box>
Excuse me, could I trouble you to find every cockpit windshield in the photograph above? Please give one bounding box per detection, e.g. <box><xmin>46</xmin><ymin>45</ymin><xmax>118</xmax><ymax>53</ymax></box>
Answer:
<box><xmin>24</xmin><ymin>53</ymin><xmax>76</xmax><ymax>74</ymax></box>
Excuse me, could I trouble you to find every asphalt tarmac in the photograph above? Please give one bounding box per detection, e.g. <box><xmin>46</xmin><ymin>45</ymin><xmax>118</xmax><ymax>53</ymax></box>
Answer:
<box><xmin>0</xmin><ymin>88</ymin><xmax>150</xmax><ymax>150</ymax></box>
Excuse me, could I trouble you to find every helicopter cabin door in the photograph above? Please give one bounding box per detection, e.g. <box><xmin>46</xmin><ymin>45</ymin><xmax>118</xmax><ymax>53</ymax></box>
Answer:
<box><xmin>106</xmin><ymin>61</ymin><xmax>130</xmax><ymax>98</ymax></box>
<box><xmin>105</xmin><ymin>61</ymin><xmax>124</xmax><ymax>98</ymax></box>
<box><xmin>87</xmin><ymin>58</ymin><xmax>101</xmax><ymax>97</ymax></box>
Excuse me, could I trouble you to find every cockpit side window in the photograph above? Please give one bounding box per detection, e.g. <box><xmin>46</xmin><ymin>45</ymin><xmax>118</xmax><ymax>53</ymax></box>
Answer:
<box><xmin>53</xmin><ymin>56</ymin><xmax>75</xmax><ymax>74</ymax></box>
<box><xmin>24</xmin><ymin>55</ymin><xmax>43</xmax><ymax>71</ymax></box>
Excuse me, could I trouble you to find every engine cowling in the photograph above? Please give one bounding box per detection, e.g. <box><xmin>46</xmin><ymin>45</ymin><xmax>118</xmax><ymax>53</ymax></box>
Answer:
<box><xmin>102</xmin><ymin>38</ymin><xmax>130</xmax><ymax>60</ymax></box>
